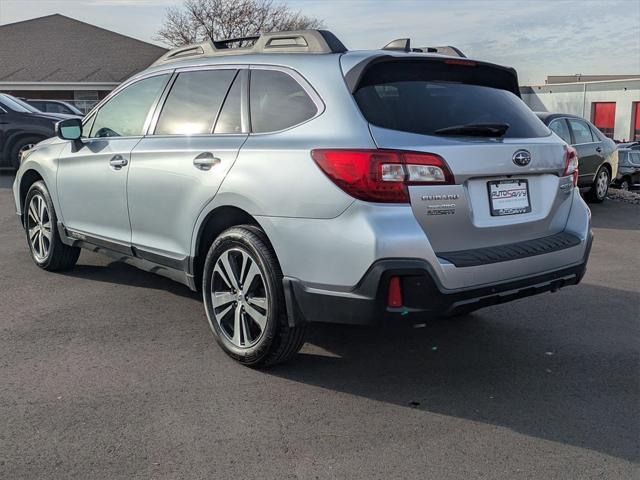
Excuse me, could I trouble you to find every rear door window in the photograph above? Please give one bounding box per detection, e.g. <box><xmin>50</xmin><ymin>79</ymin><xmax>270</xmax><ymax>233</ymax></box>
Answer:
<box><xmin>155</xmin><ymin>69</ymin><xmax>237</xmax><ymax>135</ymax></box>
<box><xmin>353</xmin><ymin>60</ymin><xmax>549</xmax><ymax>138</ymax></box>
<box><xmin>567</xmin><ymin>119</ymin><xmax>595</xmax><ymax>144</ymax></box>
<box><xmin>249</xmin><ymin>69</ymin><xmax>317</xmax><ymax>133</ymax></box>
<box><xmin>549</xmin><ymin>118</ymin><xmax>571</xmax><ymax>143</ymax></box>
<box><xmin>214</xmin><ymin>72</ymin><xmax>243</xmax><ymax>134</ymax></box>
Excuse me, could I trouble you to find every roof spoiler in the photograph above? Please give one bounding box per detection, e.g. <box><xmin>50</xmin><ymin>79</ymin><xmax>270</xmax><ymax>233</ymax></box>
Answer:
<box><xmin>152</xmin><ymin>30</ymin><xmax>347</xmax><ymax>65</ymax></box>
<box><xmin>382</xmin><ymin>38</ymin><xmax>466</xmax><ymax>58</ymax></box>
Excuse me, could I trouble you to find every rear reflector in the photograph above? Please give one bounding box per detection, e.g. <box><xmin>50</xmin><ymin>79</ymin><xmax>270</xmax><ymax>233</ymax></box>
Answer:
<box><xmin>388</xmin><ymin>276</ymin><xmax>403</xmax><ymax>308</ymax></box>
<box><xmin>311</xmin><ymin>149</ymin><xmax>454</xmax><ymax>203</ymax></box>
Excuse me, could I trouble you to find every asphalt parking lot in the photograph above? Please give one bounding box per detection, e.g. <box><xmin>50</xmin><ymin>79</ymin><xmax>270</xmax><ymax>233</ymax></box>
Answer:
<box><xmin>0</xmin><ymin>171</ymin><xmax>638</xmax><ymax>480</ymax></box>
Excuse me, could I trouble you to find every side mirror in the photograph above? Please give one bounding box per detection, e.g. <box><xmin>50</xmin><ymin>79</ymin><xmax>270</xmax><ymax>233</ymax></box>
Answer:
<box><xmin>56</xmin><ymin>118</ymin><xmax>82</xmax><ymax>141</ymax></box>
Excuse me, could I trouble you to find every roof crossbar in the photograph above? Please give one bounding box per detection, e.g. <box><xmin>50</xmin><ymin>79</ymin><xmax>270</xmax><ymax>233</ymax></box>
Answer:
<box><xmin>382</xmin><ymin>38</ymin><xmax>466</xmax><ymax>58</ymax></box>
<box><xmin>152</xmin><ymin>29</ymin><xmax>347</xmax><ymax>65</ymax></box>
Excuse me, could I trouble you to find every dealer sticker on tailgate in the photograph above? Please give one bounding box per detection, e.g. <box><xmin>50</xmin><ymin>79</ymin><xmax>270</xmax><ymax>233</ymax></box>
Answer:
<box><xmin>488</xmin><ymin>179</ymin><xmax>531</xmax><ymax>216</ymax></box>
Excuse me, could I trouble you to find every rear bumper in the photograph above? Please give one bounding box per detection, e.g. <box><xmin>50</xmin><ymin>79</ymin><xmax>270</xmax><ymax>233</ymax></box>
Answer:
<box><xmin>284</xmin><ymin>231</ymin><xmax>592</xmax><ymax>326</ymax></box>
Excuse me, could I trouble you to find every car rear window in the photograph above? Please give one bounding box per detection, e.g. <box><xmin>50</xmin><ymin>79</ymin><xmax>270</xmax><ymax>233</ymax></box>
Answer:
<box><xmin>353</xmin><ymin>60</ymin><xmax>549</xmax><ymax>139</ymax></box>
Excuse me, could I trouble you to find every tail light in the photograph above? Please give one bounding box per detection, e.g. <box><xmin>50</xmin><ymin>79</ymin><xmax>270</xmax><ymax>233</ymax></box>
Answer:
<box><xmin>311</xmin><ymin>149</ymin><xmax>454</xmax><ymax>203</ymax></box>
<box><xmin>563</xmin><ymin>145</ymin><xmax>579</xmax><ymax>187</ymax></box>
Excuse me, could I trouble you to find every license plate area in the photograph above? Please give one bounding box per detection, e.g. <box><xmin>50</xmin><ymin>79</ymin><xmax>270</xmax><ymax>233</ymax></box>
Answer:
<box><xmin>487</xmin><ymin>179</ymin><xmax>531</xmax><ymax>216</ymax></box>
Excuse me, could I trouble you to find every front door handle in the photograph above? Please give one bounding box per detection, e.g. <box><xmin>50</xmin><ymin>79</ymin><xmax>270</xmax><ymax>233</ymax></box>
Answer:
<box><xmin>109</xmin><ymin>155</ymin><xmax>128</xmax><ymax>170</ymax></box>
<box><xmin>193</xmin><ymin>152</ymin><xmax>221</xmax><ymax>171</ymax></box>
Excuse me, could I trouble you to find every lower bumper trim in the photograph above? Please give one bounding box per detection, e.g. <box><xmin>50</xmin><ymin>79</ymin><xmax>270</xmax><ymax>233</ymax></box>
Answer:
<box><xmin>285</xmin><ymin>232</ymin><xmax>592</xmax><ymax>325</ymax></box>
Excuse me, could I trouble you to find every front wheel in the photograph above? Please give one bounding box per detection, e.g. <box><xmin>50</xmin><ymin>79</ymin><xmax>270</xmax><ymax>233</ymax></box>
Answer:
<box><xmin>24</xmin><ymin>181</ymin><xmax>80</xmax><ymax>270</ymax></box>
<box><xmin>202</xmin><ymin>225</ymin><xmax>305</xmax><ymax>367</ymax></box>
<box><xmin>586</xmin><ymin>167</ymin><xmax>610</xmax><ymax>203</ymax></box>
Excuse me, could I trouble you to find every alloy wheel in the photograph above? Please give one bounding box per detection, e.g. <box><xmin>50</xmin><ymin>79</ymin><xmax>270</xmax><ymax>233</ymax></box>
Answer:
<box><xmin>18</xmin><ymin>143</ymin><xmax>35</xmax><ymax>161</ymax></box>
<box><xmin>596</xmin><ymin>170</ymin><xmax>609</xmax><ymax>199</ymax></box>
<box><xmin>211</xmin><ymin>248</ymin><xmax>269</xmax><ymax>348</ymax></box>
<box><xmin>27</xmin><ymin>194</ymin><xmax>52</xmax><ymax>262</ymax></box>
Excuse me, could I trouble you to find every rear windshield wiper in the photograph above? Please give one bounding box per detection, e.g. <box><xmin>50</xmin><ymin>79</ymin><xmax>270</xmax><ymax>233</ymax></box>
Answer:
<box><xmin>434</xmin><ymin>123</ymin><xmax>510</xmax><ymax>137</ymax></box>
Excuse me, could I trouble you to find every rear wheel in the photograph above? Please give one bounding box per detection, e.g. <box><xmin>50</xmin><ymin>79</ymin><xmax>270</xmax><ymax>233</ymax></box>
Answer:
<box><xmin>24</xmin><ymin>181</ymin><xmax>80</xmax><ymax>270</ymax></box>
<box><xmin>586</xmin><ymin>166</ymin><xmax>609</xmax><ymax>203</ymax></box>
<box><xmin>202</xmin><ymin>225</ymin><xmax>305</xmax><ymax>367</ymax></box>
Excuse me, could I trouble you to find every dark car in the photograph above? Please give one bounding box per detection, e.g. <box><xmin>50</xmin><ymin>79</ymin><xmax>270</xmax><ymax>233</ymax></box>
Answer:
<box><xmin>27</xmin><ymin>99</ymin><xmax>84</xmax><ymax>116</ymax></box>
<box><xmin>537</xmin><ymin>112</ymin><xmax>618</xmax><ymax>203</ymax></box>
<box><xmin>0</xmin><ymin>93</ymin><xmax>63</xmax><ymax>168</ymax></box>
<box><xmin>614</xmin><ymin>148</ymin><xmax>640</xmax><ymax>190</ymax></box>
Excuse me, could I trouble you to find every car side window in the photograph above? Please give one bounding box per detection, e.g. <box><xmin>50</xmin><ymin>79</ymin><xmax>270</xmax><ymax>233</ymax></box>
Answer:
<box><xmin>155</xmin><ymin>69</ymin><xmax>237</xmax><ymax>135</ymax></box>
<box><xmin>214</xmin><ymin>73</ymin><xmax>243</xmax><ymax>134</ymax></box>
<box><xmin>249</xmin><ymin>69</ymin><xmax>317</xmax><ymax>133</ymax></box>
<box><xmin>549</xmin><ymin>119</ymin><xmax>571</xmax><ymax>144</ymax></box>
<box><xmin>567</xmin><ymin>119</ymin><xmax>594</xmax><ymax>144</ymax></box>
<box><xmin>631</xmin><ymin>152</ymin><xmax>640</xmax><ymax>166</ymax></box>
<box><xmin>90</xmin><ymin>74</ymin><xmax>170</xmax><ymax>138</ymax></box>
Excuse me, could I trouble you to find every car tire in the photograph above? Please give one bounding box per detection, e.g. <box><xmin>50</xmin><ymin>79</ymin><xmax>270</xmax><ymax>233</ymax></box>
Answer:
<box><xmin>10</xmin><ymin>136</ymin><xmax>41</xmax><ymax>169</ymax></box>
<box><xmin>586</xmin><ymin>166</ymin><xmax>610</xmax><ymax>203</ymax></box>
<box><xmin>24</xmin><ymin>181</ymin><xmax>80</xmax><ymax>271</ymax></box>
<box><xmin>619</xmin><ymin>178</ymin><xmax>631</xmax><ymax>191</ymax></box>
<box><xmin>202</xmin><ymin>225</ymin><xmax>305</xmax><ymax>367</ymax></box>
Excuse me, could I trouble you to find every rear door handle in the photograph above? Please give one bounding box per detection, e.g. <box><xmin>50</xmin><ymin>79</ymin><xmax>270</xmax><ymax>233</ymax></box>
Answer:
<box><xmin>109</xmin><ymin>154</ymin><xmax>128</xmax><ymax>170</ymax></box>
<box><xmin>595</xmin><ymin>146</ymin><xmax>603</xmax><ymax>153</ymax></box>
<box><xmin>193</xmin><ymin>152</ymin><xmax>221</xmax><ymax>171</ymax></box>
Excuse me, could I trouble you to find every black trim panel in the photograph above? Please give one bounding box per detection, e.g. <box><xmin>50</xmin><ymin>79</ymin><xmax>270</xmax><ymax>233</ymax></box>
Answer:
<box><xmin>285</xmin><ymin>232</ymin><xmax>592</xmax><ymax>325</ymax></box>
<box><xmin>437</xmin><ymin>232</ymin><xmax>582</xmax><ymax>268</ymax></box>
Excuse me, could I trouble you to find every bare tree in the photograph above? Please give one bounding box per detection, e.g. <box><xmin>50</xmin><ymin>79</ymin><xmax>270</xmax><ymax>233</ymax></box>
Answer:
<box><xmin>156</xmin><ymin>0</ymin><xmax>324</xmax><ymax>47</ymax></box>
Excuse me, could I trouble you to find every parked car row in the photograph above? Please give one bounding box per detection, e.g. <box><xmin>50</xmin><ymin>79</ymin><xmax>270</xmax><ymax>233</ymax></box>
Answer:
<box><xmin>537</xmin><ymin>112</ymin><xmax>619</xmax><ymax>202</ymax></box>
<box><xmin>0</xmin><ymin>93</ymin><xmax>83</xmax><ymax>168</ymax></box>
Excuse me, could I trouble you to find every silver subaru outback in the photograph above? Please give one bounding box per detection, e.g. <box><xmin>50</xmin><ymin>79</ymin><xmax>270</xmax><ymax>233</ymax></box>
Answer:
<box><xmin>13</xmin><ymin>30</ymin><xmax>592</xmax><ymax>367</ymax></box>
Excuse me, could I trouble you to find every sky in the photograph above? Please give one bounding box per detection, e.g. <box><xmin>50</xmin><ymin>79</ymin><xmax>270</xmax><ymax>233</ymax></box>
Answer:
<box><xmin>0</xmin><ymin>0</ymin><xmax>638</xmax><ymax>85</ymax></box>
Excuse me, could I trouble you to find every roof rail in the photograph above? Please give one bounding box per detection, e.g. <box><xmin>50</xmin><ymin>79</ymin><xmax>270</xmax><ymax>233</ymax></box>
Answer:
<box><xmin>152</xmin><ymin>29</ymin><xmax>347</xmax><ymax>65</ymax></box>
<box><xmin>382</xmin><ymin>38</ymin><xmax>466</xmax><ymax>58</ymax></box>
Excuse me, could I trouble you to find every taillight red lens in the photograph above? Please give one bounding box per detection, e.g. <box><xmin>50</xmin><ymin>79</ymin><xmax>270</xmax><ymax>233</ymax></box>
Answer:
<box><xmin>563</xmin><ymin>145</ymin><xmax>579</xmax><ymax>187</ymax></box>
<box><xmin>311</xmin><ymin>149</ymin><xmax>453</xmax><ymax>203</ymax></box>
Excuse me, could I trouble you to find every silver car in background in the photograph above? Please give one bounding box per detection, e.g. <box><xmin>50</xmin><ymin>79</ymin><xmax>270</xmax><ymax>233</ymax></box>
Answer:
<box><xmin>12</xmin><ymin>30</ymin><xmax>592</xmax><ymax>367</ymax></box>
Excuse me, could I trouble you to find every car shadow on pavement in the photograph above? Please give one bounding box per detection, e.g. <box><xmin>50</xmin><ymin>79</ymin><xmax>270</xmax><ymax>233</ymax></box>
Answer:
<box><xmin>63</xmin><ymin>262</ymin><xmax>200</xmax><ymax>300</ymax></box>
<box><xmin>268</xmin><ymin>282</ymin><xmax>639</xmax><ymax>463</ymax></box>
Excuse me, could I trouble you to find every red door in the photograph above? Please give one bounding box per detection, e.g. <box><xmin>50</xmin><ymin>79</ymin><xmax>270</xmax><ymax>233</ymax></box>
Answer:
<box><xmin>592</xmin><ymin>102</ymin><xmax>616</xmax><ymax>139</ymax></box>
<box><xmin>633</xmin><ymin>102</ymin><xmax>640</xmax><ymax>141</ymax></box>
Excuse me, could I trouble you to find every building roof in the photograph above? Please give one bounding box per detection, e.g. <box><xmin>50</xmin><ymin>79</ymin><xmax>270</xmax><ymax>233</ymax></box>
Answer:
<box><xmin>0</xmin><ymin>14</ymin><xmax>167</xmax><ymax>84</ymax></box>
<box><xmin>546</xmin><ymin>74</ymin><xmax>640</xmax><ymax>84</ymax></box>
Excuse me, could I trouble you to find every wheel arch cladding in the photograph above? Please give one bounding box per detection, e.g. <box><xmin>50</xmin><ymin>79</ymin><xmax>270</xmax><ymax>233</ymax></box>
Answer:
<box><xmin>192</xmin><ymin>206</ymin><xmax>276</xmax><ymax>285</ymax></box>
<box><xmin>19</xmin><ymin>170</ymin><xmax>44</xmax><ymax>222</ymax></box>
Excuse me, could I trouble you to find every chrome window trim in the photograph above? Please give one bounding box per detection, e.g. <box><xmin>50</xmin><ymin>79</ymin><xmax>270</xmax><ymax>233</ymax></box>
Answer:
<box><xmin>247</xmin><ymin>64</ymin><xmax>325</xmax><ymax>135</ymax></box>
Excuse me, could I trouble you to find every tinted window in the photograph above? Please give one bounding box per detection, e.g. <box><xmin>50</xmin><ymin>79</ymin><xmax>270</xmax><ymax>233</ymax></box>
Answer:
<box><xmin>214</xmin><ymin>73</ymin><xmax>243</xmax><ymax>134</ymax></box>
<box><xmin>549</xmin><ymin>119</ymin><xmax>571</xmax><ymax>143</ymax></box>
<box><xmin>29</xmin><ymin>101</ymin><xmax>44</xmax><ymax>111</ymax></box>
<box><xmin>630</xmin><ymin>152</ymin><xmax>640</xmax><ymax>166</ymax></box>
<box><xmin>91</xmin><ymin>74</ymin><xmax>169</xmax><ymax>138</ymax></box>
<box><xmin>250</xmin><ymin>69</ymin><xmax>317</xmax><ymax>133</ymax></box>
<box><xmin>354</xmin><ymin>61</ymin><xmax>549</xmax><ymax>138</ymax></box>
<box><xmin>0</xmin><ymin>94</ymin><xmax>33</xmax><ymax>113</ymax></box>
<box><xmin>568</xmin><ymin>119</ymin><xmax>594</xmax><ymax>144</ymax></box>
<box><xmin>155</xmin><ymin>69</ymin><xmax>237</xmax><ymax>135</ymax></box>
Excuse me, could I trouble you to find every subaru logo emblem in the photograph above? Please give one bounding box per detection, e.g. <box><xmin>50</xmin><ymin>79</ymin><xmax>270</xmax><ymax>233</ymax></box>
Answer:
<box><xmin>512</xmin><ymin>150</ymin><xmax>531</xmax><ymax>167</ymax></box>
